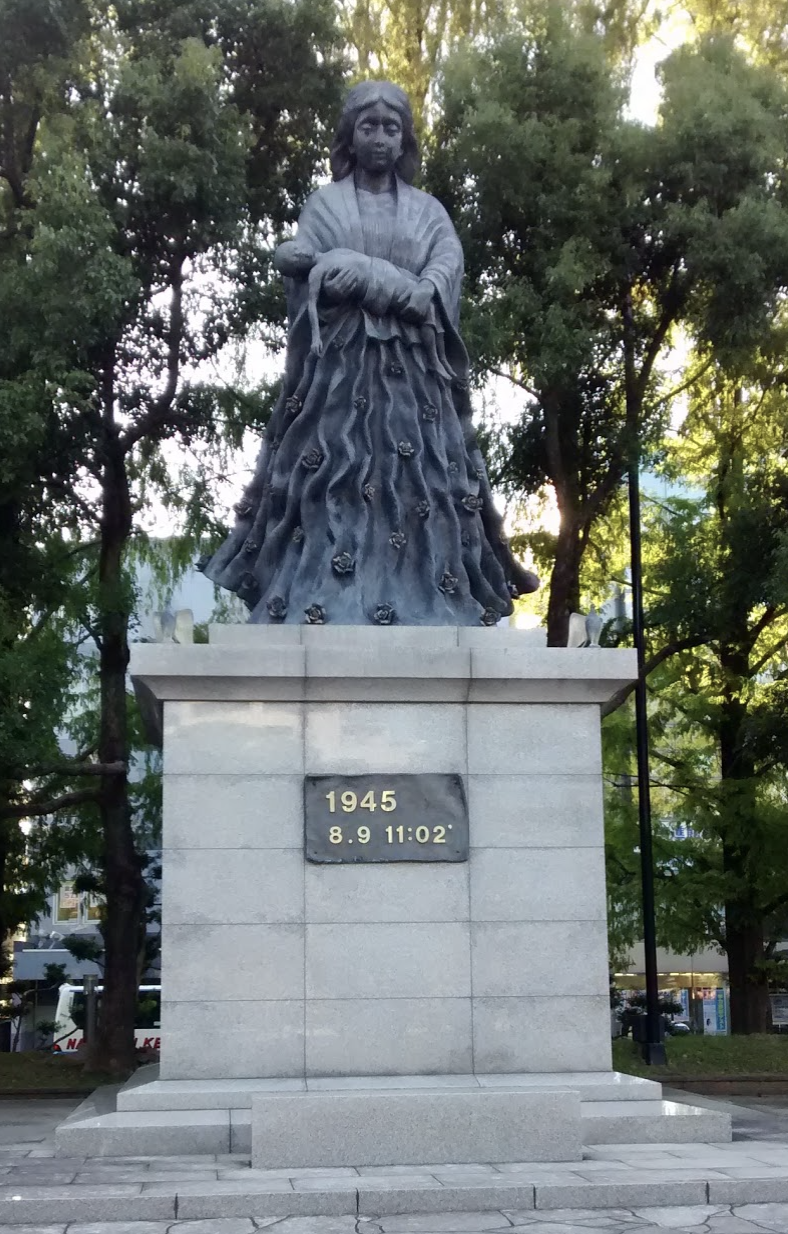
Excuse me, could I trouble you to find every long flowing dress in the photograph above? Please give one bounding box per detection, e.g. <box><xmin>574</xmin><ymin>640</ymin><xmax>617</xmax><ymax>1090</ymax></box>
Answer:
<box><xmin>204</xmin><ymin>173</ymin><xmax>538</xmax><ymax>625</ymax></box>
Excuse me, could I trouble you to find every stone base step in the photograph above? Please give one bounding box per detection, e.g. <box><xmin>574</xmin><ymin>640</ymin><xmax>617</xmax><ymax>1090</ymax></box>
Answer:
<box><xmin>116</xmin><ymin>1067</ymin><xmax>663</xmax><ymax>1112</ymax></box>
<box><xmin>6</xmin><ymin>1163</ymin><xmax>788</xmax><ymax>1225</ymax></box>
<box><xmin>56</xmin><ymin>1085</ymin><xmax>239</xmax><ymax>1156</ymax></box>
<box><xmin>56</xmin><ymin>1099</ymin><xmax>731</xmax><ymax>1161</ymax></box>
<box><xmin>57</xmin><ymin>1074</ymin><xmax>731</xmax><ymax>1162</ymax></box>
<box><xmin>59</xmin><ymin>1087</ymin><xmax>585</xmax><ymax>1164</ymax></box>
<box><xmin>582</xmin><ymin>1098</ymin><xmax>732</xmax><ymax>1144</ymax></box>
<box><xmin>250</xmin><ymin>1086</ymin><xmax>582</xmax><ymax>1169</ymax></box>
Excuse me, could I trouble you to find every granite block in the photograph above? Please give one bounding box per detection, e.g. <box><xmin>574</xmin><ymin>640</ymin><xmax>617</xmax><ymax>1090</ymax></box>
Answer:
<box><xmin>163</xmin><ymin>849</ymin><xmax>304</xmax><ymax>925</ymax></box>
<box><xmin>210</xmin><ymin>624</ymin><xmax>304</xmax><ymax>646</ymax></box>
<box><xmin>217</xmin><ymin>1168</ymin><xmax>361</xmax><ymax>1179</ymax></box>
<box><xmin>472</xmin><ymin>996</ymin><xmax>613</xmax><ymax>1072</ymax></box>
<box><xmin>468</xmin><ymin>648</ymin><xmax>635</xmax><ymax>704</ymax></box>
<box><xmin>302</xmin><ymin>627</ymin><xmax>461</xmax><ymax>650</ymax></box>
<box><xmin>64</xmin><ymin>1223</ymin><xmax>173</xmax><ymax>1233</ymax></box>
<box><xmin>306</xmin><ymin>923</ymin><xmax>470</xmax><ymax>999</ymax></box>
<box><xmin>458</xmin><ymin>627</ymin><xmax>545</xmax><ymax>650</ymax></box>
<box><xmin>475</xmin><ymin>1070</ymin><xmax>662</xmax><ymax>1101</ymax></box>
<box><xmin>471</xmin><ymin>921</ymin><xmax>609</xmax><ymax>996</ymax></box>
<box><xmin>304</xmin><ymin>679</ymin><xmax>470</xmax><ymax>704</ymax></box>
<box><xmin>162</xmin><ymin>774</ymin><xmax>303</xmax><ymax>850</ymax></box>
<box><xmin>583</xmin><ymin>1101</ymin><xmax>732</xmax><ymax>1144</ymax></box>
<box><xmin>164</xmin><ymin>701</ymin><xmax>304</xmax><ymax>775</ymax></box>
<box><xmin>230</xmin><ymin>1109</ymin><xmax>251</xmax><ymax>1154</ymax></box>
<box><xmin>467</xmin><ymin>774</ymin><xmax>603</xmax><ymax>849</ymax></box>
<box><xmin>55</xmin><ymin>1108</ymin><xmax>230</xmax><ymax>1159</ymax></box>
<box><xmin>0</xmin><ymin>1224</ymin><xmax>67</xmax><ymax>1234</ymax></box>
<box><xmin>159</xmin><ymin>1001</ymin><xmax>304</xmax><ymax>1080</ymax></box>
<box><xmin>470</xmin><ymin>848</ymin><xmax>606</xmax><ymax>922</ymax></box>
<box><xmin>134</xmin><ymin>643</ymin><xmax>306</xmax><ymax>691</ymax></box>
<box><xmin>466</xmin><ymin>704</ymin><xmax>600</xmax><ymax>775</ymax></box>
<box><xmin>305</xmin><ymin>998</ymin><xmax>473</xmax><ymax>1075</ymax></box>
<box><xmin>304</xmin><ymin>647</ymin><xmax>471</xmax><ymax>703</ymax></box>
<box><xmin>252</xmin><ymin>1087</ymin><xmax>581</xmax><ymax>1168</ymax></box>
<box><xmin>0</xmin><ymin>1193</ymin><xmax>176</xmax><ymax>1224</ymax></box>
<box><xmin>163</xmin><ymin>924</ymin><xmax>304</xmax><ymax>1002</ymax></box>
<box><xmin>307</xmin><ymin>1074</ymin><xmax>477</xmax><ymax>1090</ymax></box>
<box><xmin>118</xmin><ymin>1077</ymin><xmax>306</xmax><ymax>1111</ymax></box>
<box><xmin>305</xmin><ymin>862</ymin><xmax>469</xmax><ymax>924</ymax></box>
<box><xmin>708</xmin><ymin>1178</ymin><xmax>788</xmax><ymax>1204</ymax></box>
<box><xmin>357</xmin><ymin>1184</ymin><xmax>536</xmax><ymax>1215</ymax></box>
<box><xmin>534</xmin><ymin>1179</ymin><xmax>707</xmax><ymax>1209</ymax></box>
<box><xmin>172</xmin><ymin>1190</ymin><xmax>357</xmax><ymax>1218</ymax></box>
<box><xmin>305</xmin><ymin>703</ymin><xmax>465</xmax><ymax>775</ymax></box>
<box><xmin>141</xmin><ymin>1181</ymin><xmax>293</xmax><ymax>1198</ymax></box>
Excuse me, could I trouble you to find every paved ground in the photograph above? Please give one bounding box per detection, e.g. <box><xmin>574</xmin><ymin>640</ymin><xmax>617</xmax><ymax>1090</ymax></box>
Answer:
<box><xmin>4</xmin><ymin>1091</ymin><xmax>788</xmax><ymax>1232</ymax></box>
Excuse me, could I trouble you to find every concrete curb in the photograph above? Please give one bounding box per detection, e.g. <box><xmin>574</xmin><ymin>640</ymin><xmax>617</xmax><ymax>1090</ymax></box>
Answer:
<box><xmin>0</xmin><ymin>1088</ymin><xmax>96</xmax><ymax>1098</ymax></box>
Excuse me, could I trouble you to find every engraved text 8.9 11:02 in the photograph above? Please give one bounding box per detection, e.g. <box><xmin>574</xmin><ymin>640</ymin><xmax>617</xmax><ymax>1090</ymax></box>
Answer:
<box><xmin>304</xmin><ymin>774</ymin><xmax>469</xmax><ymax>863</ymax></box>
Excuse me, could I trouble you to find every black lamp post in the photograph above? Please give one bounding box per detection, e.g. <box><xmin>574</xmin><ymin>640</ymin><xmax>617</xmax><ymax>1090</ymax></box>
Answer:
<box><xmin>627</xmin><ymin>461</ymin><xmax>667</xmax><ymax>1066</ymax></box>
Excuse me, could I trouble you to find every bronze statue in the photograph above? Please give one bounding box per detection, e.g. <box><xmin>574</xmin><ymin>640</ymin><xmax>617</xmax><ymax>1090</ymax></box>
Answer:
<box><xmin>204</xmin><ymin>81</ymin><xmax>538</xmax><ymax>625</ymax></box>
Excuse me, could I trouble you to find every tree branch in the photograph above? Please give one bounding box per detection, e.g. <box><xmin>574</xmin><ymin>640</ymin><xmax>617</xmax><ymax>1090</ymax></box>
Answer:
<box><xmin>634</xmin><ymin>266</ymin><xmax>686</xmax><ymax>408</ymax></box>
<box><xmin>761</xmin><ymin>891</ymin><xmax>788</xmax><ymax>919</ymax></box>
<box><xmin>749</xmin><ymin>625</ymin><xmax>788</xmax><ymax>676</ymax></box>
<box><xmin>582</xmin><ymin>447</ymin><xmax>625</xmax><ymax>524</ymax></box>
<box><xmin>120</xmin><ymin>259</ymin><xmax>185</xmax><ymax>452</ymax></box>
<box><xmin>601</xmin><ymin>634</ymin><xmax>710</xmax><ymax>717</ymax></box>
<box><xmin>487</xmin><ymin>366</ymin><xmax>539</xmax><ymax>400</ymax></box>
<box><xmin>654</xmin><ymin>356</ymin><xmax>714</xmax><ymax>410</ymax></box>
<box><xmin>0</xmin><ymin>788</ymin><xmax>101</xmax><ymax>821</ymax></box>
<box><xmin>18</xmin><ymin>761</ymin><xmax>126</xmax><ymax>780</ymax></box>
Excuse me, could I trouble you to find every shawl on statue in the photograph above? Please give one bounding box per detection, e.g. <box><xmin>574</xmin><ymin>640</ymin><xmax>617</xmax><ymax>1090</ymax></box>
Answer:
<box><xmin>282</xmin><ymin>175</ymin><xmax>467</xmax><ymax>381</ymax></box>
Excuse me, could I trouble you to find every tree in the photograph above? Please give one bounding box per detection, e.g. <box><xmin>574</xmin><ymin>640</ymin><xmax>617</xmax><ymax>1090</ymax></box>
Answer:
<box><xmin>429</xmin><ymin>6</ymin><xmax>788</xmax><ymax>644</ymax></box>
<box><xmin>605</xmin><ymin>359</ymin><xmax>788</xmax><ymax>1032</ymax></box>
<box><xmin>0</xmin><ymin>0</ymin><xmax>100</xmax><ymax>965</ymax></box>
<box><xmin>342</xmin><ymin>0</ymin><xmax>653</xmax><ymax>136</ymax></box>
<box><xmin>682</xmin><ymin>0</ymin><xmax>788</xmax><ymax>69</ymax></box>
<box><xmin>341</xmin><ymin>0</ymin><xmax>505</xmax><ymax>133</ymax></box>
<box><xmin>1</xmin><ymin>0</ymin><xmax>345</xmax><ymax>1073</ymax></box>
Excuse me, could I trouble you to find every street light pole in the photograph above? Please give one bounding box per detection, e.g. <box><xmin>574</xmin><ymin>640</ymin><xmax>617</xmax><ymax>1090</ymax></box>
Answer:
<box><xmin>628</xmin><ymin>462</ymin><xmax>667</xmax><ymax>1066</ymax></box>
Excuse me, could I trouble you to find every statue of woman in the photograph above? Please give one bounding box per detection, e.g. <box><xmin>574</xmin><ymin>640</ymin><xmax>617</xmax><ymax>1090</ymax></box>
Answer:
<box><xmin>204</xmin><ymin>81</ymin><xmax>538</xmax><ymax>625</ymax></box>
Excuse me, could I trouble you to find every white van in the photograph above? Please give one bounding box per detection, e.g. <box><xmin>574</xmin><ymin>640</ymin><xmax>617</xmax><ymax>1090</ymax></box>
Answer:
<box><xmin>52</xmin><ymin>982</ymin><xmax>161</xmax><ymax>1052</ymax></box>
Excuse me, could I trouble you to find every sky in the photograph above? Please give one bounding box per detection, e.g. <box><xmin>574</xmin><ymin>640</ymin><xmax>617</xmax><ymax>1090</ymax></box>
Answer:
<box><xmin>628</xmin><ymin>10</ymin><xmax>694</xmax><ymax>125</ymax></box>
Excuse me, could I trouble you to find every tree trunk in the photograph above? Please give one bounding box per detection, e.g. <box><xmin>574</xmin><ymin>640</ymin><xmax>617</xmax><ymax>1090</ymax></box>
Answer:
<box><xmin>725</xmin><ymin>906</ymin><xmax>772</xmax><ymax>1033</ymax></box>
<box><xmin>719</xmin><ymin>645</ymin><xmax>770</xmax><ymax>1034</ymax></box>
<box><xmin>0</xmin><ymin>811</ymin><xmax>10</xmax><ymax>969</ymax></box>
<box><xmin>546</xmin><ymin>516</ymin><xmax>583</xmax><ymax>647</ymax></box>
<box><xmin>87</xmin><ymin>433</ymin><xmax>145</xmax><ymax>1076</ymax></box>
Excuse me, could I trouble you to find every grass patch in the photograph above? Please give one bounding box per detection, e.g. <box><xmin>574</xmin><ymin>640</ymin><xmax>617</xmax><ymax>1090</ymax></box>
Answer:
<box><xmin>0</xmin><ymin>1050</ymin><xmax>118</xmax><ymax>1092</ymax></box>
<box><xmin>613</xmin><ymin>1033</ymin><xmax>788</xmax><ymax>1077</ymax></box>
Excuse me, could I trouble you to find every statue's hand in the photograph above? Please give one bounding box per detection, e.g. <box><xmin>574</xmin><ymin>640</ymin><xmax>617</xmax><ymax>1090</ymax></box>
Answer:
<box><xmin>400</xmin><ymin>278</ymin><xmax>434</xmax><ymax>323</ymax></box>
<box><xmin>322</xmin><ymin>265</ymin><xmax>363</xmax><ymax>302</ymax></box>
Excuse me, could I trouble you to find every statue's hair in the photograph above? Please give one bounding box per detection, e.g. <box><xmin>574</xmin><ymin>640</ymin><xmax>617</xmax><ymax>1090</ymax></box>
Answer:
<box><xmin>330</xmin><ymin>81</ymin><xmax>418</xmax><ymax>184</ymax></box>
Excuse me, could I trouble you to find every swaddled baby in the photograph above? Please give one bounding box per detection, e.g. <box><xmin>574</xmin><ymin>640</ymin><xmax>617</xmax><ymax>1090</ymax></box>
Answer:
<box><xmin>275</xmin><ymin>239</ymin><xmax>436</xmax><ymax>355</ymax></box>
<box><xmin>275</xmin><ymin>240</ymin><xmax>372</xmax><ymax>356</ymax></box>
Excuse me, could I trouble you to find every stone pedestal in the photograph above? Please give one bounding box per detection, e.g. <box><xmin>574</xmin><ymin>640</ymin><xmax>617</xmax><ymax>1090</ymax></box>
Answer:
<box><xmin>132</xmin><ymin>626</ymin><xmax>635</xmax><ymax>1086</ymax></box>
<box><xmin>56</xmin><ymin>627</ymin><xmax>733</xmax><ymax>1163</ymax></box>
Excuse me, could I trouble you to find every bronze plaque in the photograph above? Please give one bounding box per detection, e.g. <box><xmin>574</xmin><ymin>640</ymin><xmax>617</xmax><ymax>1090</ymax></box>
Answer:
<box><xmin>304</xmin><ymin>774</ymin><xmax>468</xmax><ymax>863</ymax></box>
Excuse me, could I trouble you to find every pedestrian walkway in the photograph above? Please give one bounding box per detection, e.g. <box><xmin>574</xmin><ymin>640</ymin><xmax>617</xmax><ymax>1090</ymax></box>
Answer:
<box><xmin>4</xmin><ymin>1091</ymin><xmax>788</xmax><ymax>1233</ymax></box>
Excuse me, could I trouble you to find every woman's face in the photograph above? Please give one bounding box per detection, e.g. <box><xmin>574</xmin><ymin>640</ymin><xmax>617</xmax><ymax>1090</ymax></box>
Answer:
<box><xmin>351</xmin><ymin>101</ymin><xmax>403</xmax><ymax>175</ymax></box>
